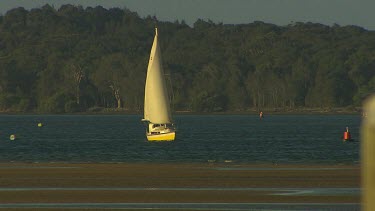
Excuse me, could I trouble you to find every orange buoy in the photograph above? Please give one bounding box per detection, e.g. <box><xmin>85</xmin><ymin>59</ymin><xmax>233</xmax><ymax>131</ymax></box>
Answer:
<box><xmin>343</xmin><ymin>127</ymin><xmax>352</xmax><ymax>142</ymax></box>
<box><xmin>343</xmin><ymin>131</ymin><xmax>351</xmax><ymax>140</ymax></box>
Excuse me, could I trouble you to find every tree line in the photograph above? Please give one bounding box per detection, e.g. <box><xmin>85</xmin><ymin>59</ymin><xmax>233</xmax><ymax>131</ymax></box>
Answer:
<box><xmin>0</xmin><ymin>4</ymin><xmax>374</xmax><ymax>113</ymax></box>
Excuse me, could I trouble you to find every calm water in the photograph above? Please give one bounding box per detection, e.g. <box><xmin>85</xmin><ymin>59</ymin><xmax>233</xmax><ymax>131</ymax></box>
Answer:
<box><xmin>0</xmin><ymin>114</ymin><xmax>360</xmax><ymax>164</ymax></box>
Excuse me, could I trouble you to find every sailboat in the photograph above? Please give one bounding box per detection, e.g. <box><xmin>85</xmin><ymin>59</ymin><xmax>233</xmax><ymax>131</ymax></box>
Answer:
<box><xmin>142</xmin><ymin>28</ymin><xmax>176</xmax><ymax>141</ymax></box>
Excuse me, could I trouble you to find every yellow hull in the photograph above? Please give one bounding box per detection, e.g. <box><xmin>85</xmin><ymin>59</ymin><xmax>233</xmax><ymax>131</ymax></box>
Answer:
<box><xmin>147</xmin><ymin>132</ymin><xmax>175</xmax><ymax>141</ymax></box>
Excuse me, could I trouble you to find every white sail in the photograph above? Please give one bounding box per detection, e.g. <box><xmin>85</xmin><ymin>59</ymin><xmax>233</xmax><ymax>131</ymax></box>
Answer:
<box><xmin>144</xmin><ymin>28</ymin><xmax>172</xmax><ymax>124</ymax></box>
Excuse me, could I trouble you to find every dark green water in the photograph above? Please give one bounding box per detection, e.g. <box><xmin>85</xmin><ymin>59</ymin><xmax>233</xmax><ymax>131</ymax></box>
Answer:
<box><xmin>0</xmin><ymin>114</ymin><xmax>360</xmax><ymax>164</ymax></box>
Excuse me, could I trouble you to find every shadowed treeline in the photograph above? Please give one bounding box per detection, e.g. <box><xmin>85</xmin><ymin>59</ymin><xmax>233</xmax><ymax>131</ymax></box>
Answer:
<box><xmin>0</xmin><ymin>4</ymin><xmax>374</xmax><ymax>113</ymax></box>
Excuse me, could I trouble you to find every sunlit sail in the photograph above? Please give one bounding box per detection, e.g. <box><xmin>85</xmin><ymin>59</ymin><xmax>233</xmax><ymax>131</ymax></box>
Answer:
<box><xmin>142</xmin><ymin>28</ymin><xmax>176</xmax><ymax>141</ymax></box>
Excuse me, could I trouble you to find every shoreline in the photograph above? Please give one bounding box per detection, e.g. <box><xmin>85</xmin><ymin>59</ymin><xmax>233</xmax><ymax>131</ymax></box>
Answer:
<box><xmin>0</xmin><ymin>160</ymin><xmax>361</xmax><ymax>166</ymax></box>
<box><xmin>0</xmin><ymin>161</ymin><xmax>360</xmax><ymax>166</ymax></box>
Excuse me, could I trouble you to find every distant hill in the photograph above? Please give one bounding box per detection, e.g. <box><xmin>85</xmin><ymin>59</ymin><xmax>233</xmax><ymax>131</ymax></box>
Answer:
<box><xmin>0</xmin><ymin>4</ymin><xmax>374</xmax><ymax>113</ymax></box>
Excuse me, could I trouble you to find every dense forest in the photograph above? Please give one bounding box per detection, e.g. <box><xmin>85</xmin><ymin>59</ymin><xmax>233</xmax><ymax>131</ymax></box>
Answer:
<box><xmin>0</xmin><ymin>4</ymin><xmax>374</xmax><ymax>113</ymax></box>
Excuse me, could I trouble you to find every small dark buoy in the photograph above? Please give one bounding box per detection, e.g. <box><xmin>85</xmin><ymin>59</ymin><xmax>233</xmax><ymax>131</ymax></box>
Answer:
<box><xmin>343</xmin><ymin>127</ymin><xmax>353</xmax><ymax>142</ymax></box>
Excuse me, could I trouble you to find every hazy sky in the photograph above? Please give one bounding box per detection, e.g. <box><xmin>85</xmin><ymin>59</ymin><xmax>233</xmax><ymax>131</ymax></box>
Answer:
<box><xmin>0</xmin><ymin>0</ymin><xmax>374</xmax><ymax>30</ymax></box>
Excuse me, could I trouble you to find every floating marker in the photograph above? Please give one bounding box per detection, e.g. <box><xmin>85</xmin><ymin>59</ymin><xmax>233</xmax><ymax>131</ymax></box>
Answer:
<box><xmin>38</xmin><ymin>123</ymin><xmax>43</xmax><ymax>127</ymax></box>
<box><xmin>10</xmin><ymin>134</ymin><xmax>16</xmax><ymax>141</ymax></box>
<box><xmin>343</xmin><ymin>127</ymin><xmax>353</xmax><ymax>142</ymax></box>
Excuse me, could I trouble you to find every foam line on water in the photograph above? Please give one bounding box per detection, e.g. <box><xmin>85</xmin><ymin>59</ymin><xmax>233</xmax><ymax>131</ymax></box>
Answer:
<box><xmin>0</xmin><ymin>187</ymin><xmax>360</xmax><ymax>196</ymax></box>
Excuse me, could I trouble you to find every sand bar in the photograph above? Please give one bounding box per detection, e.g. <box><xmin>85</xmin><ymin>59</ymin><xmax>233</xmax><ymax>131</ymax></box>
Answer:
<box><xmin>0</xmin><ymin>163</ymin><xmax>360</xmax><ymax>210</ymax></box>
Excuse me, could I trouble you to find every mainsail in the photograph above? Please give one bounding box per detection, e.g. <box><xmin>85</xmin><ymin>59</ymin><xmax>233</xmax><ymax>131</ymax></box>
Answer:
<box><xmin>144</xmin><ymin>28</ymin><xmax>172</xmax><ymax>124</ymax></box>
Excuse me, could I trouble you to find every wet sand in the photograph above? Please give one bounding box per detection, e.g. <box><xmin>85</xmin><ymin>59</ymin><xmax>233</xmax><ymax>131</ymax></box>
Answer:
<box><xmin>0</xmin><ymin>163</ymin><xmax>360</xmax><ymax>210</ymax></box>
